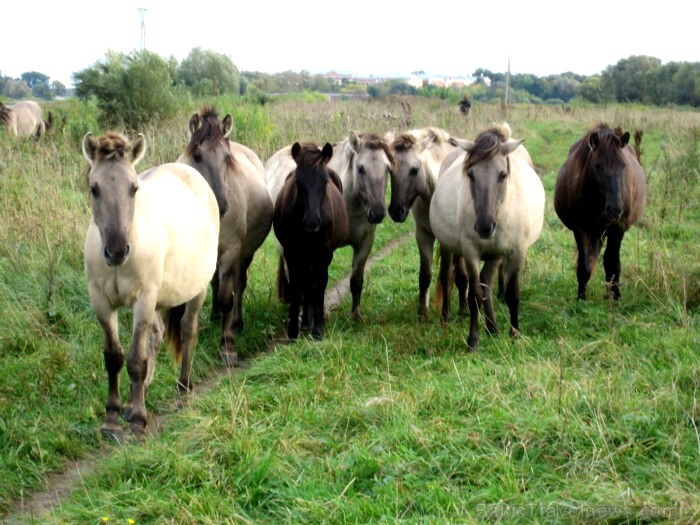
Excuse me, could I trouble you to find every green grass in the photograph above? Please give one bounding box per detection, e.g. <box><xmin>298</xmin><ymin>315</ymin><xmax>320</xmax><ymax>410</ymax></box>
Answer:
<box><xmin>1</xmin><ymin>99</ymin><xmax>699</xmax><ymax>524</ymax></box>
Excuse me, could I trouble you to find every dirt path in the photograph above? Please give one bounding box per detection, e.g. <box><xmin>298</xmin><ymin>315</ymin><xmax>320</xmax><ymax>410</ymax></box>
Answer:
<box><xmin>2</xmin><ymin>234</ymin><xmax>410</xmax><ymax>524</ymax></box>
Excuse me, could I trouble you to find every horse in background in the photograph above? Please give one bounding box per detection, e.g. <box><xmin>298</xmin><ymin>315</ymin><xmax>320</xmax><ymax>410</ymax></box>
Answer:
<box><xmin>177</xmin><ymin>107</ymin><xmax>273</xmax><ymax>366</ymax></box>
<box><xmin>389</xmin><ymin>127</ymin><xmax>465</xmax><ymax>318</ymax></box>
<box><xmin>329</xmin><ymin>131</ymin><xmax>395</xmax><ymax>320</ymax></box>
<box><xmin>272</xmin><ymin>142</ymin><xmax>348</xmax><ymax>340</ymax></box>
<box><xmin>430</xmin><ymin>123</ymin><xmax>545</xmax><ymax>350</ymax></box>
<box><xmin>0</xmin><ymin>100</ymin><xmax>52</xmax><ymax>139</ymax></box>
<box><xmin>554</xmin><ymin>123</ymin><xmax>647</xmax><ymax>301</ymax></box>
<box><xmin>82</xmin><ymin>132</ymin><xmax>219</xmax><ymax>438</ymax></box>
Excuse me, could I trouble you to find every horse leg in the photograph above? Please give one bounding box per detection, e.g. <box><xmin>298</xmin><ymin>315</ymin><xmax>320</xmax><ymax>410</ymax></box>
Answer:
<box><xmin>437</xmin><ymin>244</ymin><xmax>453</xmax><ymax>322</ymax></box>
<box><xmin>603</xmin><ymin>229</ymin><xmax>624</xmax><ymax>300</ymax></box>
<box><xmin>310</xmin><ymin>256</ymin><xmax>332</xmax><ymax>340</ymax></box>
<box><xmin>454</xmin><ymin>256</ymin><xmax>469</xmax><ymax>316</ymax></box>
<box><xmin>176</xmin><ymin>289</ymin><xmax>207</xmax><ymax>393</ymax></box>
<box><xmin>286</xmin><ymin>265</ymin><xmax>302</xmax><ymax>341</ymax></box>
<box><xmin>232</xmin><ymin>254</ymin><xmax>255</xmax><ymax>334</ymax></box>
<box><xmin>216</xmin><ymin>248</ymin><xmax>239</xmax><ymax>364</ymax></box>
<box><xmin>464</xmin><ymin>258</ymin><xmax>483</xmax><ymax>351</ymax></box>
<box><xmin>144</xmin><ymin>313</ymin><xmax>164</xmax><ymax>389</ymax></box>
<box><xmin>209</xmin><ymin>260</ymin><xmax>221</xmax><ymax>320</ymax></box>
<box><xmin>574</xmin><ymin>231</ymin><xmax>602</xmax><ymax>301</ymax></box>
<box><xmin>124</xmin><ymin>298</ymin><xmax>157</xmax><ymax>437</ymax></box>
<box><xmin>96</xmin><ymin>307</ymin><xmax>124</xmax><ymax>440</ymax></box>
<box><xmin>501</xmin><ymin>255</ymin><xmax>523</xmax><ymax>338</ymax></box>
<box><xmin>350</xmin><ymin>232</ymin><xmax>375</xmax><ymax>321</ymax></box>
<box><xmin>415</xmin><ymin>225</ymin><xmax>435</xmax><ymax>319</ymax></box>
<box><xmin>479</xmin><ymin>259</ymin><xmax>501</xmax><ymax>335</ymax></box>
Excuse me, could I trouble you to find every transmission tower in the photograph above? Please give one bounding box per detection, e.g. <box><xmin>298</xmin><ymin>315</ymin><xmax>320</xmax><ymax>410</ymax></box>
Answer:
<box><xmin>138</xmin><ymin>7</ymin><xmax>148</xmax><ymax>50</ymax></box>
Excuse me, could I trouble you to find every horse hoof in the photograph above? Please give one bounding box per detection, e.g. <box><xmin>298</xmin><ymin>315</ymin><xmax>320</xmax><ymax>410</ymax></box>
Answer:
<box><xmin>123</xmin><ymin>405</ymin><xmax>133</xmax><ymax>422</ymax></box>
<box><xmin>467</xmin><ymin>334</ymin><xmax>479</xmax><ymax>351</ymax></box>
<box><xmin>101</xmin><ymin>423</ymin><xmax>126</xmax><ymax>443</ymax></box>
<box><xmin>220</xmin><ymin>350</ymin><xmax>240</xmax><ymax>368</ymax></box>
<box><xmin>509</xmin><ymin>327</ymin><xmax>522</xmax><ymax>339</ymax></box>
<box><xmin>130</xmin><ymin>423</ymin><xmax>148</xmax><ymax>440</ymax></box>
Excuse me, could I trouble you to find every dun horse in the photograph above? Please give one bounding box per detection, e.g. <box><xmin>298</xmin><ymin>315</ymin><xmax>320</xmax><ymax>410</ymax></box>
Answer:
<box><xmin>389</xmin><ymin>127</ymin><xmax>464</xmax><ymax>317</ymax></box>
<box><xmin>554</xmin><ymin>123</ymin><xmax>647</xmax><ymax>300</ymax></box>
<box><xmin>178</xmin><ymin>107</ymin><xmax>273</xmax><ymax>366</ymax></box>
<box><xmin>329</xmin><ymin>131</ymin><xmax>395</xmax><ymax>320</ymax></box>
<box><xmin>0</xmin><ymin>100</ymin><xmax>52</xmax><ymax>139</ymax></box>
<box><xmin>430</xmin><ymin>123</ymin><xmax>545</xmax><ymax>350</ymax></box>
<box><xmin>83</xmin><ymin>132</ymin><xmax>219</xmax><ymax>438</ymax></box>
<box><xmin>272</xmin><ymin>142</ymin><xmax>348</xmax><ymax>340</ymax></box>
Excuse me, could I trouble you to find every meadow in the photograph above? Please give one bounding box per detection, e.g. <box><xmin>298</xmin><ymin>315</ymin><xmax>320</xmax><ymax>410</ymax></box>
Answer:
<box><xmin>0</xmin><ymin>97</ymin><xmax>698</xmax><ymax>524</ymax></box>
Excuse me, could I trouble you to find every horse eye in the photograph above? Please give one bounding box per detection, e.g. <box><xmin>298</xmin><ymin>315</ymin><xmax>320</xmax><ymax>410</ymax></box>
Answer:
<box><xmin>466</xmin><ymin>170</ymin><xmax>475</xmax><ymax>181</ymax></box>
<box><xmin>358</xmin><ymin>165</ymin><xmax>366</xmax><ymax>176</ymax></box>
<box><xmin>409</xmin><ymin>167</ymin><xmax>419</xmax><ymax>177</ymax></box>
<box><xmin>89</xmin><ymin>184</ymin><xmax>100</xmax><ymax>198</ymax></box>
<box><xmin>130</xmin><ymin>183</ymin><xmax>139</xmax><ymax>196</ymax></box>
<box><xmin>498</xmin><ymin>171</ymin><xmax>508</xmax><ymax>182</ymax></box>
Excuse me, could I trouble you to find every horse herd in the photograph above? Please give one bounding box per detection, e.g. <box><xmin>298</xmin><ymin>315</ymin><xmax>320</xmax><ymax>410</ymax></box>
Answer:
<box><xmin>78</xmin><ymin>106</ymin><xmax>647</xmax><ymax>438</ymax></box>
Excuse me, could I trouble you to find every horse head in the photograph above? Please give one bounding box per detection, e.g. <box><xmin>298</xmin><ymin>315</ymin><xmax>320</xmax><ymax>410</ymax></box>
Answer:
<box><xmin>83</xmin><ymin>132</ymin><xmax>146</xmax><ymax>266</ymax></box>
<box><xmin>349</xmin><ymin>131</ymin><xmax>394</xmax><ymax>225</ymax></box>
<box><xmin>586</xmin><ymin>127</ymin><xmax>630</xmax><ymax>224</ymax></box>
<box><xmin>461</xmin><ymin>127</ymin><xmax>523</xmax><ymax>239</ymax></box>
<box><xmin>291</xmin><ymin>141</ymin><xmax>334</xmax><ymax>233</ymax></box>
<box><xmin>179</xmin><ymin>107</ymin><xmax>234</xmax><ymax>217</ymax></box>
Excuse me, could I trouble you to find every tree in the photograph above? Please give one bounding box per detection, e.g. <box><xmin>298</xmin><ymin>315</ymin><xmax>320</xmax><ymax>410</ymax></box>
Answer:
<box><xmin>51</xmin><ymin>81</ymin><xmax>68</xmax><ymax>98</ymax></box>
<box><xmin>176</xmin><ymin>48</ymin><xmax>240</xmax><ymax>96</ymax></box>
<box><xmin>21</xmin><ymin>71</ymin><xmax>50</xmax><ymax>89</ymax></box>
<box><xmin>601</xmin><ymin>55</ymin><xmax>661</xmax><ymax>103</ymax></box>
<box><xmin>577</xmin><ymin>76</ymin><xmax>605</xmax><ymax>103</ymax></box>
<box><xmin>3</xmin><ymin>78</ymin><xmax>31</xmax><ymax>99</ymax></box>
<box><xmin>74</xmin><ymin>50</ymin><xmax>187</xmax><ymax>130</ymax></box>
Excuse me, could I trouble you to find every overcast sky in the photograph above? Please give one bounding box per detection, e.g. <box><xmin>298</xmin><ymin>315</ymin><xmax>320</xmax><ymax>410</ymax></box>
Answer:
<box><xmin>2</xmin><ymin>0</ymin><xmax>697</xmax><ymax>87</ymax></box>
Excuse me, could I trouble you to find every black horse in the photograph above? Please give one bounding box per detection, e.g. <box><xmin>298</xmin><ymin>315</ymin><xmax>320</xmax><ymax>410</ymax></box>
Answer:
<box><xmin>273</xmin><ymin>142</ymin><xmax>349</xmax><ymax>340</ymax></box>
<box><xmin>554</xmin><ymin>123</ymin><xmax>647</xmax><ymax>301</ymax></box>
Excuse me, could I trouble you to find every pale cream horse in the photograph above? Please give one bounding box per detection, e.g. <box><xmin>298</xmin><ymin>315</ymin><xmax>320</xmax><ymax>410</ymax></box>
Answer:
<box><xmin>83</xmin><ymin>132</ymin><xmax>219</xmax><ymax>438</ymax></box>
<box><xmin>430</xmin><ymin>123</ymin><xmax>544</xmax><ymax>350</ymax></box>
<box><xmin>0</xmin><ymin>100</ymin><xmax>51</xmax><ymax>139</ymax></box>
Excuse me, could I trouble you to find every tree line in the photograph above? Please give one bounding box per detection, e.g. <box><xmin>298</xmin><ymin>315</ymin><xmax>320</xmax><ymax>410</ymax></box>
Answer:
<box><xmin>2</xmin><ymin>49</ymin><xmax>697</xmax><ymax>130</ymax></box>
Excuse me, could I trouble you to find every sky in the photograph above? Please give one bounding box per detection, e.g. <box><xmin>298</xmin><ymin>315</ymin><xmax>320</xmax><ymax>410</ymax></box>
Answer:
<box><xmin>2</xmin><ymin>0</ymin><xmax>697</xmax><ymax>88</ymax></box>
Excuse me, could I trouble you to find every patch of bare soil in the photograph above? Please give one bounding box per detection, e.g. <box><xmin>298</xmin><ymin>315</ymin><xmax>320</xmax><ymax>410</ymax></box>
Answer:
<box><xmin>2</xmin><ymin>234</ymin><xmax>410</xmax><ymax>524</ymax></box>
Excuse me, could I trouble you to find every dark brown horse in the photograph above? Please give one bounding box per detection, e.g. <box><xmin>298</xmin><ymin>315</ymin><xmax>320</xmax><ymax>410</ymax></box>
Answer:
<box><xmin>273</xmin><ymin>142</ymin><xmax>349</xmax><ymax>340</ymax></box>
<box><xmin>554</xmin><ymin>123</ymin><xmax>647</xmax><ymax>301</ymax></box>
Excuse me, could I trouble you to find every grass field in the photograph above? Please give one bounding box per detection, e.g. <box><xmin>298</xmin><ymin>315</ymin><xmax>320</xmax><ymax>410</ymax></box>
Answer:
<box><xmin>0</xmin><ymin>98</ymin><xmax>699</xmax><ymax>524</ymax></box>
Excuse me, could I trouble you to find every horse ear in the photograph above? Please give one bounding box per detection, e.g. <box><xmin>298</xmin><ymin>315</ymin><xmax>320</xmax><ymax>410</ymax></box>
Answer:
<box><xmin>451</xmin><ymin>137</ymin><xmax>475</xmax><ymax>152</ymax></box>
<box><xmin>620</xmin><ymin>132</ymin><xmax>630</xmax><ymax>147</ymax></box>
<box><xmin>130</xmin><ymin>134</ymin><xmax>147</xmax><ymax>165</ymax></box>
<box><xmin>588</xmin><ymin>132</ymin><xmax>600</xmax><ymax>151</ymax></box>
<box><xmin>222</xmin><ymin>115</ymin><xmax>234</xmax><ymax>138</ymax></box>
<box><xmin>321</xmin><ymin>142</ymin><xmax>333</xmax><ymax>162</ymax></box>
<box><xmin>82</xmin><ymin>132</ymin><xmax>98</xmax><ymax>164</ymax></box>
<box><xmin>188</xmin><ymin>113</ymin><xmax>200</xmax><ymax>136</ymax></box>
<box><xmin>291</xmin><ymin>142</ymin><xmax>302</xmax><ymax>162</ymax></box>
<box><xmin>349</xmin><ymin>130</ymin><xmax>360</xmax><ymax>153</ymax></box>
<box><xmin>501</xmin><ymin>139</ymin><xmax>524</xmax><ymax>157</ymax></box>
<box><xmin>384</xmin><ymin>130</ymin><xmax>395</xmax><ymax>143</ymax></box>
<box><xmin>329</xmin><ymin>169</ymin><xmax>343</xmax><ymax>193</ymax></box>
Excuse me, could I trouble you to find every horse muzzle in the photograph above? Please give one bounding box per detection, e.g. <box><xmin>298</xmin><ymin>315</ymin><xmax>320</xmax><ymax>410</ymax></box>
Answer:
<box><xmin>388</xmin><ymin>203</ymin><xmax>409</xmax><ymax>223</ymax></box>
<box><xmin>366</xmin><ymin>205</ymin><xmax>386</xmax><ymax>225</ymax></box>
<box><xmin>103</xmin><ymin>243</ymin><xmax>131</xmax><ymax>266</ymax></box>
<box><xmin>474</xmin><ymin>221</ymin><xmax>497</xmax><ymax>240</ymax></box>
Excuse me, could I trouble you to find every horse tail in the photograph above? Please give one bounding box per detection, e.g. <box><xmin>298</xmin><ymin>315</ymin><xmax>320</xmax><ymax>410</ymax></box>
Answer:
<box><xmin>163</xmin><ymin>303</ymin><xmax>186</xmax><ymax>365</ymax></box>
<box><xmin>633</xmin><ymin>130</ymin><xmax>644</xmax><ymax>164</ymax></box>
<box><xmin>46</xmin><ymin>111</ymin><xmax>54</xmax><ymax>134</ymax></box>
<box><xmin>277</xmin><ymin>254</ymin><xmax>291</xmax><ymax>304</ymax></box>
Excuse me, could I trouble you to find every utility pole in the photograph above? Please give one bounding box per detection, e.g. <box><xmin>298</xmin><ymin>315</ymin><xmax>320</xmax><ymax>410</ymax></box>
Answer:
<box><xmin>138</xmin><ymin>7</ymin><xmax>147</xmax><ymax>50</ymax></box>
